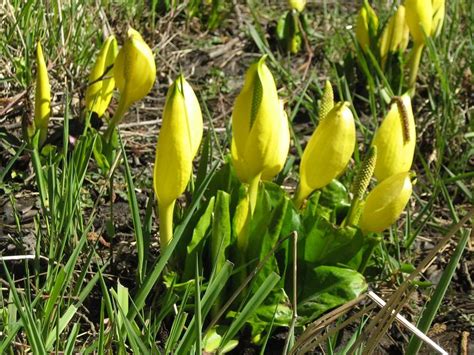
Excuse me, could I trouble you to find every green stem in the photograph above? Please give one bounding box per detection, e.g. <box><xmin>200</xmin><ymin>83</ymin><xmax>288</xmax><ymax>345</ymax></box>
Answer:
<box><xmin>407</xmin><ymin>43</ymin><xmax>424</xmax><ymax>91</ymax></box>
<box><xmin>159</xmin><ymin>200</ymin><xmax>175</xmax><ymax>250</ymax></box>
<box><xmin>345</xmin><ymin>199</ymin><xmax>364</xmax><ymax>227</ymax></box>
<box><xmin>104</xmin><ymin>97</ymin><xmax>128</xmax><ymax>143</ymax></box>
<box><xmin>358</xmin><ymin>236</ymin><xmax>380</xmax><ymax>274</ymax></box>
<box><xmin>109</xmin><ymin>173</ymin><xmax>115</xmax><ymax>273</ymax></box>
<box><xmin>247</xmin><ymin>173</ymin><xmax>261</xmax><ymax>215</ymax></box>
<box><xmin>292</xmin><ymin>184</ymin><xmax>309</xmax><ymax>210</ymax></box>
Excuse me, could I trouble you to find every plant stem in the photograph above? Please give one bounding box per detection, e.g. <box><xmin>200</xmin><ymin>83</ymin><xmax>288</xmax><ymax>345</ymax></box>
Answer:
<box><xmin>159</xmin><ymin>200</ymin><xmax>175</xmax><ymax>250</ymax></box>
<box><xmin>109</xmin><ymin>172</ymin><xmax>115</xmax><ymax>272</ymax></box>
<box><xmin>407</xmin><ymin>43</ymin><xmax>424</xmax><ymax>91</ymax></box>
<box><xmin>104</xmin><ymin>97</ymin><xmax>128</xmax><ymax>143</ymax></box>
<box><xmin>248</xmin><ymin>173</ymin><xmax>261</xmax><ymax>214</ymax></box>
<box><xmin>358</xmin><ymin>236</ymin><xmax>380</xmax><ymax>274</ymax></box>
<box><xmin>292</xmin><ymin>184</ymin><xmax>308</xmax><ymax>210</ymax></box>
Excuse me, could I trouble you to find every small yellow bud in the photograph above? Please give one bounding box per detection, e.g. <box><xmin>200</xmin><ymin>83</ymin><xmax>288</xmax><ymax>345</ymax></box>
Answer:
<box><xmin>85</xmin><ymin>36</ymin><xmax>118</xmax><ymax>117</ymax></box>
<box><xmin>34</xmin><ymin>41</ymin><xmax>51</xmax><ymax>145</ymax></box>
<box><xmin>359</xmin><ymin>172</ymin><xmax>413</xmax><ymax>233</ymax></box>
<box><xmin>431</xmin><ymin>0</ymin><xmax>445</xmax><ymax>38</ymax></box>
<box><xmin>405</xmin><ymin>0</ymin><xmax>433</xmax><ymax>45</ymax></box>
<box><xmin>231</xmin><ymin>56</ymin><xmax>289</xmax><ymax>183</ymax></box>
<box><xmin>288</xmin><ymin>0</ymin><xmax>306</xmax><ymax>12</ymax></box>
<box><xmin>113</xmin><ymin>27</ymin><xmax>156</xmax><ymax>124</ymax></box>
<box><xmin>154</xmin><ymin>75</ymin><xmax>203</xmax><ymax>246</ymax></box>
<box><xmin>356</xmin><ymin>0</ymin><xmax>379</xmax><ymax>52</ymax></box>
<box><xmin>372</xmin><ymin>95</ymin><xmax>416</xmax><ymax>181</ymax></box>
<box><xmin>296</xmin><ymin>102</ymin><xmax>356</xmax><ymax>206</ymax></box>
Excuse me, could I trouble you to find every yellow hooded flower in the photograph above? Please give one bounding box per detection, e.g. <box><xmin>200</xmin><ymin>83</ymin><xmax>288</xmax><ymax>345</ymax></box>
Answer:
<box><xmin>288</xmin><ymin>0</ymin><xmax>306</xmax><ymax>12</ymax></box>
<box><xmin>372</xmin><ymin>95</ymin><xmax>416</xmax><ymax>181</ymax></box>
<box><xmin>231</xmin><ymin>56</ymin><xmax>289</xmax><ymax>184</ymax></box>
<box><xmin>356</xmin><ymin>0</ymin><xmax>379</xmax><ymax>52</ymax></box>
<box><xmin>405</xmin><ymin>0</ymin><xmax>433</xmax><ymax>45</ymax></box>
<box><xmin>111</xmin><ymin>28</ymin><xmax>156</xmax><ymax>128</ymax></box>
<box><xmin>295</xmin><ymin>102</ymin><xmax>356</xmax><ymax>207</ymax></box>
<box><xmin>431</xmin><ymin>0</ymin><xmax>445</xmax><ymax>38</ymax></box>
<box><xmin>34</xmin><ymin>41</ymin><xmax>51</xmax><ymax>146</ymax></box>
<box><xmin>154</xmin><ymin>75</ymin><xmax>203</xmax><ymax>246</ymax></box>
<box><xmin>359</xmin><ymin>172</ymin><xmax>413</xmax><ymax>233</ymax></box>
<box><xmin>85</xmin><ymin>36</ymin><xmax>118</xmax><ymax>117</ymax></box>
<box><xmin>379</xmin><ymin>5</ymin><xmax>410</xmax><ymax>63</ymax></box>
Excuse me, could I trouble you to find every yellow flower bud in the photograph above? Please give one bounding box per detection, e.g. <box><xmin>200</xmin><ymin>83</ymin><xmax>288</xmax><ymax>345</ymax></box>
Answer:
<box><xmin>154</xmin><ymin>75</ymin><xmax>203</xmax><ymax>206</ymax></box>
<box><xmin>379</xmin><ymin>6</ymin><xmax>410</xmax><ymax>63</ymax></box>
<box><xmin>356</xmin><ymin>0</ymin><xmax>379</xmax><ymax>52</ymax></box>
<box><xmin>372</xmin><ymin>95</ymin><xmax>416</xmax><ymax>181</ymax></box>
<box><xmin>405</xmin><ymin>0</ymin><xmax>433</xmax><ymax>45</ymax></box>
<box><xmin>34</xmin><ymin>41</ymin><xmax>51</xmax><ymax>145</ymax></box>
<box><xmin>154</xmin><ymin>75</ymin><xmax>203</xmax><ymax>246</ymax></box>
<box><xmin>85</xmin><ymin>36</ymin><xmax>118</xmax><ymax>117</ymax></box>
<box><xmin>296</xmin><ymin>102</ymin><xmax>356</xmax><ymax>206</ymax></box>
<box><xmin>288</xmin><ymin>0</ymin><xmax>306</xmax><ymax>12</ymax></box>
<box><xmin>359</xmin><ymin>172</ymin><xmax>413</xmax><ymax>233</ymax></box>
<box><xmin>231</xmin><ymin>56</ymin><xmax>289</xmax><ymax>183</ymax></box>
<box><xmin>112</xmin><ymin>27</ymin><xmax>156</xmax><ymax>124</ymax></box>
<box><xmin>431</xmin><ymin>0</ymin><xmax>445</xmax><ymax>38</ymax></box>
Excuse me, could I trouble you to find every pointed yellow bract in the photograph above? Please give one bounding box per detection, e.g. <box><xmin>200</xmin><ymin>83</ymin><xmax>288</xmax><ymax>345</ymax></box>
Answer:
<box><xmin>288</xmin><ymin>0</ymin><xmax>306</xmax><ymax>12</ymax></box>
<box><xmin>154</xmin><ymin>75</ymin><xmax>203</xmax><ymax>247</ymax></box>
<box><xmin>113</xmin><ymin>27</ymin><xmax>156</xmax><ymax>123</ymax></box>
<box><xmin>86</xmin><ymin>36</ymin><xmax>118</xmax><ymax>117</ymax></box>
<box><xmin>359</xmin><ymin>172</ymin><xmax>413</xmax><ymax>233</ymax></box>
<box><xmin>154</xmin><ymin>75</ymin><xmax>203</xmax><ymax>206</ymax></box>
<box><xmin>34</xmin><ymin>41</ymin><xmax>51</xmax><ymax>145</ymax></box>
<box><xmin>379</xmin><ymin>5</ymin><xmax>409</xmax><ymax>63</ymax></box>
<box><xmin>372</xmin><ymin>95</ymin><xmax>416</xmax><ymax>181</ymax></box>
<box><xmin>405</xmin><ymin>0</ymin><xmax>433</xmax><ymax>45</ymax></box>
<box><xmin>356</xmin><ymin>0</ymin><xmax>379</xmax><ymax>52</ymax></box>
<box><xmin>296</xmin><ymin>102</ymin><xmax>356</xmax><ymax>206</ymax></box>
<box><xmin>231</xmin><ymin>56</ymin><xmax>290</xmax><ymax>183</ymax></box>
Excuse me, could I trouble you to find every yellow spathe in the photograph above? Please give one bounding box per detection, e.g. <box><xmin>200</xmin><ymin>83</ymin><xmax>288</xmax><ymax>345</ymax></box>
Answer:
<box><xmin>372</xmin><ymin>95</ymin><xmax>416</xmax><ymax>181</ymax></box>
<box><xmin>359</xmin><ymin>172</ymin><xmax>413</xmax><ymax>233</ymax></box>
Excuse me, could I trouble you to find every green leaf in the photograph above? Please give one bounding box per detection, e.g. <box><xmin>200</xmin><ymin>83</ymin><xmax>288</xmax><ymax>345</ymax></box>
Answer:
<box><xmin>45</xmin><ymin>305</ymin><xmax>78</xmax><ymax>350</ymax></box>
<box><xmin>220</xmin><ymin>272</ymin><xmax>281</xmax><ymax>349</ymax></box>
<box><xmin>203</xmin><ymin>326</ymin><xmax>239</xmax><ymax>353</ymax></box>
<box><xmin>187</xmin><ymin>196</ymin><xmax>215</xmax><ymax>255</ymax></box>
<box><xmin>211</xmin><ymin>191</ymin><xmax>232</xmax><ymax>275</ymax></box>
<box><xmin>297</xmin><ymin>266</ymin><xmax>367</xmax><ymax>324</ymax></box>
<box><xmin>92</xmin><ymin>133</ymin><xmax>109</xmax><ymax>172</ymax></box>
<box><xmin>119</xmin><ymin>135</ymin><xmax>145</xmax><ymax>284</ymax></box>
<box><xmin>176</xmin><ymin>261</ymin><xmax>234</xmax><ymax>354</ymax></box>
<box><xmin>300</xmin><ymin>218</ymin><xmax>364</xmax><ymax>267</ymax></box>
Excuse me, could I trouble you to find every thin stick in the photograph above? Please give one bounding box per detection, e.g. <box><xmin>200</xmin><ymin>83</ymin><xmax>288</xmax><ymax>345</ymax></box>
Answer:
<box><xmin>367</xmin><ymin>291</ymin><xmax>448</xmax><ymax>355</ymax></box>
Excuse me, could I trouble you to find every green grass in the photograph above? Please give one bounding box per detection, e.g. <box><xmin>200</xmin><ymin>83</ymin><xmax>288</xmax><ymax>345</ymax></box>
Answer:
<box><xmin>1</xmin><ymin>0</ymin><xmax>472</xmax><ymax>353</ymax></box>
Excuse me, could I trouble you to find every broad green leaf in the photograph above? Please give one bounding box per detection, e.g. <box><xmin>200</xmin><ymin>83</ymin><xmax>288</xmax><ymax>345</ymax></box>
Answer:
<box><xmin>187</xmin><ymin>196</ymin><xmax>215</xmax><ymax>255</ymax></box>
<box><xmin>297</xmin><ymin>266</ymin><xmax>367</xmax><ymax>324</ymax></box>
<box><xmin>203</xmin><ymin>326</ymin><xmax>239</xmax><ymax>353</ymax></box>
<box><xmin>299</xmin><ymin>218</ymin><xmax>364</xmax><ymax>268</ymax></box>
